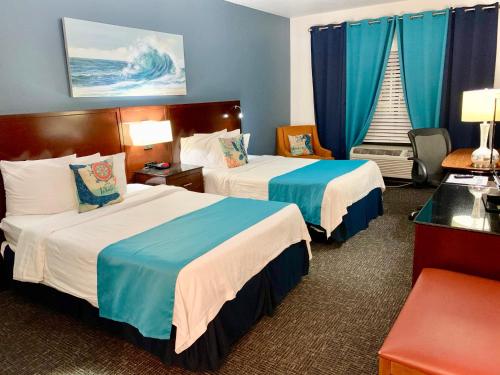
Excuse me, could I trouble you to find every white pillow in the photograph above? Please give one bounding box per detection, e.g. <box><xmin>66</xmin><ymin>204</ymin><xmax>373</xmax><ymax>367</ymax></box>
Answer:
<box><xmin>76</xmin><ymin>153</ymin><xmax>101</xmax><ymax>164</ymax></box>
<box><xmin>193</xmin><ymin>129</ymin><xmax>227</xmax><ymax>138</ymax></box>
<box><xmin>0</xmin><ymin>154</ymin><xmax>77</xmax><ymax>216</ymax></box>
<box><xmin>180</xmin><ymin>131</ymin><xmax>229</xmax><ymax>167</ymax></box>
<box><xmin>180</xmin><ymin>136</ymin><xmax>209</xmax><ymax>166</ymax></box>
<box><xmin>101</xmin><ymin>152</ymin><xmax>127</xmax><ymax>196</ymax></box>
<box><xmin>180</xmin><ymin>130</ymin><xmax>248</xmax><ymax>168</ymax></box>
<box><xmin>206</xmin><ymin>132</ymin><xmax>249</xmax><ymax>149</ymax></box>
<box><xmin>242</xmin><ymin>133</ymin><xmax>251</xmax><ymax>152</ymax></box>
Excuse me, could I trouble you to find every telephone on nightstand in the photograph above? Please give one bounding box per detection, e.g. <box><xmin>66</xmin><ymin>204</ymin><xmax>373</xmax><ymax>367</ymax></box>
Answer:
<box><xmin>145</xmin><ymin>161</ymin><xmax>171</xmax><ymax>170</ymax></box>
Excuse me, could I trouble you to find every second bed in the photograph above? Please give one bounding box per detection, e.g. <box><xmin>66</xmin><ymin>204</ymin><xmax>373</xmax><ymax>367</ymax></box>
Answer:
<box><xmin>203</xmin><ymin>155</ymin><xmax>385</xmax><ymax>241</ymax></box>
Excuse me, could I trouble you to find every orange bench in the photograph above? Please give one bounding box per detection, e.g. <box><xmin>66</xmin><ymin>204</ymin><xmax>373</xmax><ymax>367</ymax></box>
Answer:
<box><xmin>379</xmin><ymin>268</ymin><xmax>500</xmax><ymax>375</ymax></box>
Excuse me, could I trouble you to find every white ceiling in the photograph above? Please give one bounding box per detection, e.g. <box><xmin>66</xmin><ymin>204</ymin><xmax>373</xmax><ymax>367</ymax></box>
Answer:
<box><xmin>225</xmin><ymin>0</ymin><xmax>404</xmax><ymax>18</ymax></box>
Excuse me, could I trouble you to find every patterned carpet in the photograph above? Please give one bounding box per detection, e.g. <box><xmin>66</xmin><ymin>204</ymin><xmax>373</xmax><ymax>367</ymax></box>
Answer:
<box><xmin>0</xmin><ymin>187</ymin><xmax>433</xmax><ymax>375</ymax></box>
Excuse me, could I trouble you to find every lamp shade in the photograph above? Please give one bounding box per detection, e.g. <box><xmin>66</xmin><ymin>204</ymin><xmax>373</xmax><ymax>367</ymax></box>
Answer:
<box><xmin>123</xmin><ymin>120</ymin><xmax>173</xmax><ymax>146</ymax></box>
<box><xmin>462</xmin><ymin>89</ymin><xmax>500</xmax><ymax>123</ymax></box>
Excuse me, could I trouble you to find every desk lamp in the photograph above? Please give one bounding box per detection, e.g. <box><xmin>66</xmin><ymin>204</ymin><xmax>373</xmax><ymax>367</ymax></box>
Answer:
<box><xmin>487</xmin><ymin>94</ymin><xmax>500</xmax><ymax>211</ymax></box>
<box><xmin>123</xmin><ymin>120</ymin><xmax>173</xmax><ymax>169</ymax></box>
<box><xmin>461</xmin><ymin>89</ymin><xmax>500</xmax><ymax>168</ymax></box>
<box><xmin>462</xmin><ymin>89</ymin><xmax>500</xmax><ymax>212</ymax></box>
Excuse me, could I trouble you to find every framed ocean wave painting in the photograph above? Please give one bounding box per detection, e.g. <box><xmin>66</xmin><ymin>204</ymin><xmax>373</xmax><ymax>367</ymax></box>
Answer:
<box><xmin>62</xmin><ymin>18</ymin><xmax>186</xmax><ymax>97</ymax></box>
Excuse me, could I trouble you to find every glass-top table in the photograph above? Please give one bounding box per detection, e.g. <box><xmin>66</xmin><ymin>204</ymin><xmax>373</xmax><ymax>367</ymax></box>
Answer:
<box><xmin>412</xmin><ymin>180</ymin><xmax>500</xmax><ymax>284</ymax></box>
<box><xmin>415</xmin><ymin>182</ymin><xmax>500</xmax><ymax>236</ymax></box>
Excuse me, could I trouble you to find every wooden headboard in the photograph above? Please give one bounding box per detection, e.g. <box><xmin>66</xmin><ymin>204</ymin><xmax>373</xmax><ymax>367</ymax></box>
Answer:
<box><xmin>0</xmin><ymin>100</ymin><xmax>241</xmax><ymax>225</ymax></box>
<box><xmin>169</xmin><ymin>100</ymin><xmax>242</xmax><ymax>163</ymax></box>
<box><xmin>0</xmin><ymin>108</ymin><xmax>123</xmax><ymax>223</ymax></box>
<box><xmin>117</xmin><ymin>100</ymin><xmax>242</xmax><ymax>174</ymax></box>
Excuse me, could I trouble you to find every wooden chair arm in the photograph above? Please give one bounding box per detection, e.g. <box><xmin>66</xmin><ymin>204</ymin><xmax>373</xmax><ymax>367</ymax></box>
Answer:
<box><xmin>315</xmin><ymin>146</ymin><xmax>333</xmax><ymax>158</ymax></box>
<box><xmin>279</xmin><ymin>149</ymin><xmax>294</xmax><ymax>157</ymax></box>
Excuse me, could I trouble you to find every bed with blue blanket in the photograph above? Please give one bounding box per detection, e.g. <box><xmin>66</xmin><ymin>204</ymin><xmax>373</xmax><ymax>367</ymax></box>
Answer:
<box><xmin>204</xmin><ymin>155</ymin><xmax>385</xmax><ymax>240</ymax></box>
<box><xmin>0</xmin><ymin>184</ymin><xmax>311</xmax><ymax>370</ymax></box>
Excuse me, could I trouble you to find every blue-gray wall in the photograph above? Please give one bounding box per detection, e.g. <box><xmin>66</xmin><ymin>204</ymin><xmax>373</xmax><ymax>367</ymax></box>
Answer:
<box><xmin>0</xmin><ymin>0</ymin><xmax>290</xmax><ymax>154</ymax></box>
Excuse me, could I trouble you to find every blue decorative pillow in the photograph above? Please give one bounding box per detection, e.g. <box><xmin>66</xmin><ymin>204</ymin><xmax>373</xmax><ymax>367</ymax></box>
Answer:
<box><xmin>288</xmin><ymin>134</ymin><xmax>314</xmax><ymax>156</ymax></box>
<box><xmin>218</xmin><ymin>134</ymin><xmax>249</xmax><ymax>168</ymax></box>
<box><xmin>69</xmin><ymin>159</ymin><xmax>123</xmax><ymax>213</ymax></box>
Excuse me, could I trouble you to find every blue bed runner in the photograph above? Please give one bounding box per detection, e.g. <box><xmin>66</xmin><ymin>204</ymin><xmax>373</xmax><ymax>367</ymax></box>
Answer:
<box><xmin>268</xmin><ymin>160</ymin><xmax>367</xmax><ymax>225</ymax></box>
<box><xmin>97</xmin><ymin>197</ymin><xmax>290</xmax><ymax>340</ymax></box>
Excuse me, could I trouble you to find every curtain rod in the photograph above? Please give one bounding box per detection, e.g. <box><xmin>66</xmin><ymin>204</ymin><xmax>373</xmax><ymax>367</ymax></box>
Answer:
<box><xmin>308</xmin><ymin>4</ymin><xmax>498</xmax><ymax>31</ymax></box>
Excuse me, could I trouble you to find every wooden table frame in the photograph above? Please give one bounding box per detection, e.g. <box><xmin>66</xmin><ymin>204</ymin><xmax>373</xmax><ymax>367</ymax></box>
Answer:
<box><xmin>379</xmin><ymin>357</ymin><xmax>427</xmax><ymax>375</ymax></box>
<box><xmin>442</xmin><ymin>148</ymin><xmax>500</xmax><ymax>172</ymax></box>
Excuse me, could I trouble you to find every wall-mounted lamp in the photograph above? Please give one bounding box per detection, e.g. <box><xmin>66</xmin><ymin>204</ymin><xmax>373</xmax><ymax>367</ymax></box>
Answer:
<box><xmin>234</xmin><ymin>105</ymin><xmax>244</xmax><ymax>119</ymax></box>
<box><xmin>123</xmin><ymin>120</ymin><xmax>173</xmax><ymax>150</ymax></box>
<box><xmin>222</xmin><ymin>105</ymin><xmax>244</xmax><ymax>119</ymax></box>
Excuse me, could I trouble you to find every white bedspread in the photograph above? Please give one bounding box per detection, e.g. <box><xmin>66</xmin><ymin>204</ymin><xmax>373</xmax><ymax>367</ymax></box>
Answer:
<box><xmin>0</xmin><ymin>184</ymin><xmax>150</xmax><ymax>252</ymax></box>
<box><xmin>204</xmin><ymin>155</ymin><xmax>386</xmax><ymax>237</ymax></box>
<box><xmin>11</xmin><ymin>185</ymin><xmax>311</xmax><ymax>353</ymax></box>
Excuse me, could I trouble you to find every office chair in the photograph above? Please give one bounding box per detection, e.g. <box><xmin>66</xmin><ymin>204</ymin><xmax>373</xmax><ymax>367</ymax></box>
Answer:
<box><xmin>408</xmin><ymin>128</ymin><xmax>452</xmax><ymax>187</ymax></box>
<box><xmin>408</xmin><ymin>128</ymin><xmax>452</xmax><ymax>219</ymax></box>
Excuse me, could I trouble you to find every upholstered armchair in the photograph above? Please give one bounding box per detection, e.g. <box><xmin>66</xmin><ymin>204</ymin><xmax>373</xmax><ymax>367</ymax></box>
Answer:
<box><xmin>276</xmin><ymin>125</ymin><xmax>334</xmax><ymax>159</ymax></box>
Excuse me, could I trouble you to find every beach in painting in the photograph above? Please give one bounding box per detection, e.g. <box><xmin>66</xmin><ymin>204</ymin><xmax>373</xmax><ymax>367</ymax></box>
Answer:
<box><xmin>63</xmin><ymin>18</ymin><xmax>186</xmax><ymax>97</ymax></box>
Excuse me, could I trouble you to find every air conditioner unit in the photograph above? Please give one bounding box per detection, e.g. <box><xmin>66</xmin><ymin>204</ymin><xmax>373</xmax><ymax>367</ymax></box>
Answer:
<box><xmin>350</xmin><ymin>144</ymin><xmax>413</xmax><ymax>180</ymax></box>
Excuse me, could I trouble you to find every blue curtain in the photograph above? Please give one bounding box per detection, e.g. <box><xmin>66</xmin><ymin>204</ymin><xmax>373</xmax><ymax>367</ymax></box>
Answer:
<box><xmin>440</xmin><ymin>4</ymin><xmax>499</xmax><ymax>148</ymax></box>
<box><xmin>310</xmin><ymin>24</ymin><xmax>347</xmax><ymax>159</ymax></box>
<box><xmin>397</xmin><ymin>9</ymin><xmax>450</xmax><ymax>129</ymax></box>
<box><xmin>345</xmin><ymin>18</ymin><xmax>395</xmax><ymax>155</ymax></box>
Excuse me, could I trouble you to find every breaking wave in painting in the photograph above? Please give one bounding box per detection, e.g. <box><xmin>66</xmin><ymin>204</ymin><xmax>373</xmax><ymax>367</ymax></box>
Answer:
<box><xmin>69</xmin><ymin>43</ymin><xmax>186</xmax><ymax>97</ymax></box>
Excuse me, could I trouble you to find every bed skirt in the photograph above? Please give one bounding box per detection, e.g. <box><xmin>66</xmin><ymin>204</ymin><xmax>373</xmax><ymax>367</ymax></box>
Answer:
<box><xmin>0</xmin><ymin>241</ymin><xmax>309</xmax><ymax>371</ymax></box>
<box><xmin>310</xmin><ymin>188</ymin><xmax>384</xmax><ymax>242</ymax></box>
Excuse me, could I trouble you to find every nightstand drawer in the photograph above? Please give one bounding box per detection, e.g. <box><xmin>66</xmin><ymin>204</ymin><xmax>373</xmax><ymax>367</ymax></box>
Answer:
<box><xmin>134</xmin><ymin>174</ymin><xmax>165</xmax><ymax>186</ymax></box>
<box><xmin>167</xmin><ymin>172</ymin><xmax>204</xmax><ymax>192</ymax></box>
<box><xmin>133</xmin><ymin>164</ymin><xmax>204</xmax><ymax>193</ymax></box>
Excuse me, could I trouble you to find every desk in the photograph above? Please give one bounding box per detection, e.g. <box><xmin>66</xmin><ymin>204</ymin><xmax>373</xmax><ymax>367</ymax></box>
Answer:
<box><xmin>442</xmin><ymin>148</ymin><xmax>500</xmax><ymax>172</ymax></box>
<box><xmin>413</xmin><ymin>183</ymin><xmax>500</xmax><ymax>284</ymax></box>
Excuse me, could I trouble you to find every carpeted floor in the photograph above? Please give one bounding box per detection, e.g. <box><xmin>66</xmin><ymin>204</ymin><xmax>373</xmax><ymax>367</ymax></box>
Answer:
<box><xmin>0</xmin><ymin>187</ymin><xmax>433</xmax><ymax>375</ymax></box>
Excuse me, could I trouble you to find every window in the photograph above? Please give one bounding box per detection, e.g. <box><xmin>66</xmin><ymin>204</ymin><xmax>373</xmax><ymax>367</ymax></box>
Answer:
<box><xmin>365</xmin><ymin>45</ymin><xmax>412</xmax><ymax>144</ymax></box>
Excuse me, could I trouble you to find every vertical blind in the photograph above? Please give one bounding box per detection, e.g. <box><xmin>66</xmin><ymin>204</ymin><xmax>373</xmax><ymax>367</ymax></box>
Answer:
<box><xmin>365</xmin><ymin>49</ymin><xmax>412</xmax><ymax>144</ymax></box>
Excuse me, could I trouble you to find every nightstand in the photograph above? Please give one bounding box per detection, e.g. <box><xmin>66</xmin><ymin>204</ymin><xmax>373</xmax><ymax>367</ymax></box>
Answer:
<box><xmin>134</xmin><ymin>163</ymin><xmax>204</xmax><ymax>193</ymax></box>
